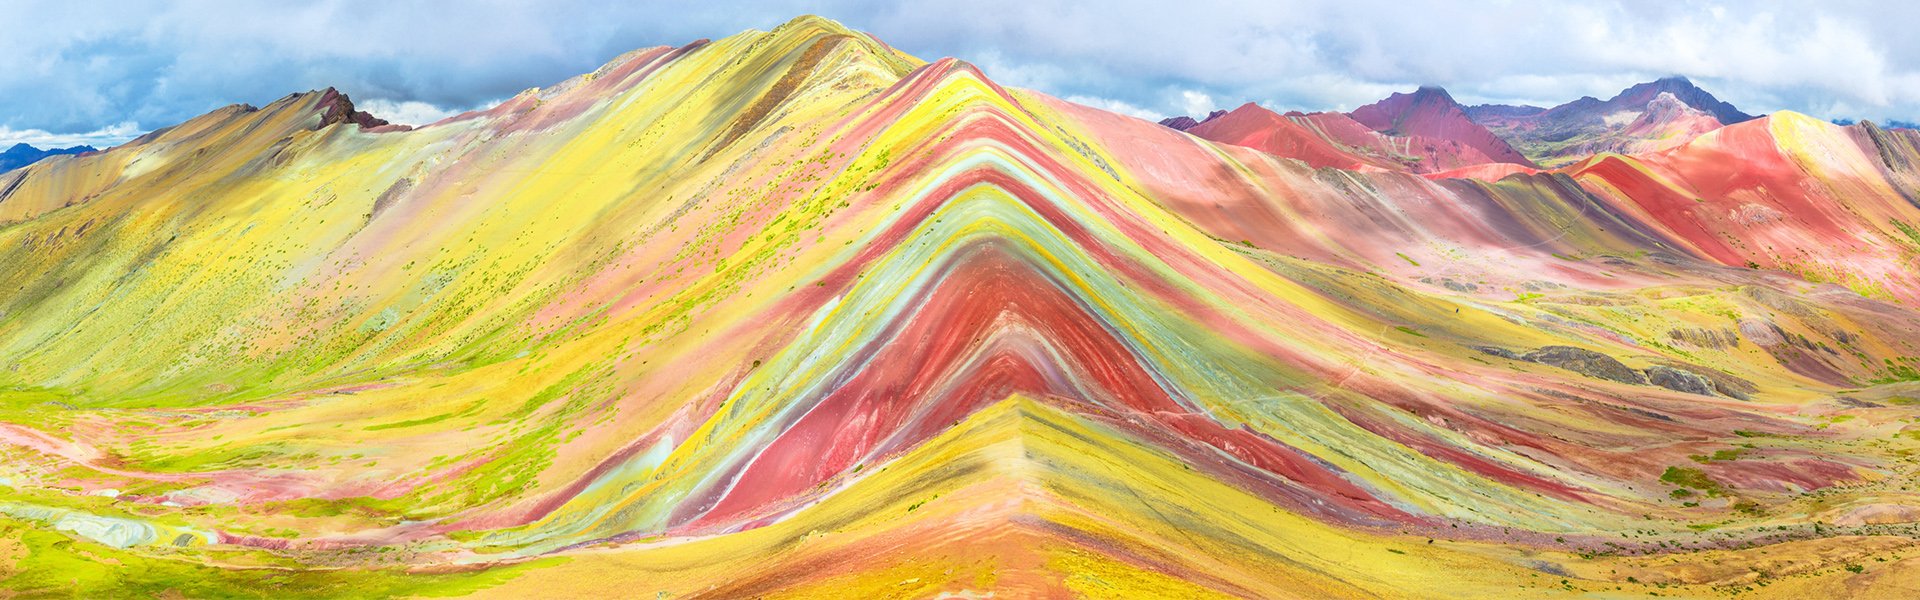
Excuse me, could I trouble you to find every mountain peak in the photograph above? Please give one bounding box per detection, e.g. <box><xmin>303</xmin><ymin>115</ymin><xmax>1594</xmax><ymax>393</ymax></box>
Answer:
<box><xmin>1610</xmin><ymin>77</ymin><xmax>1752</xmax><ymax>124</ymax></box>
<box><xmin>1347</xmin><ymin>86</ymin><xmax>1536</xmax><ymax>167</ymax></box>
<box><xmin>314</xmin><ymin>88</ymin><xmax>391</xmax><ymax>130</ymax></box>
<box><xmin>771</xmin><ymin>14</ymin><xmax>856</xmax><ymax>36</ymax></box>
<box><xmin>754</xmin><ymin>14</ymin><xmax>874</xmax><ymax>52</ymax></box>
<box><xmin>1629</xmin><ymin>76</ymin><xmax>1701</xmax><ymax>96</ymax></box>
<box><xmin>1644</xmin><ymin>91</ymin><xmax>1699</xmax><ymax>116</ymax></box>
<box><xmin>1411</xmin><ymin>85</ymin><xmax>1456</xmax><ymax>101</ymax></box>
<box><xmin>1364</xmin><ymin>86</ymin><xmax>1460</xmax><ymax>112</ymax></box>
<box><xmin>1469</xmin><ymin>79</ymin><xmax>1741</xmax><ymax>166</ymax></box>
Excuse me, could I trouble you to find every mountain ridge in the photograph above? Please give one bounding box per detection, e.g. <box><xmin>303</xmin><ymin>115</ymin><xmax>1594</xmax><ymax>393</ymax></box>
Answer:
<box><xmin>1466</xmin><ymin>76</ymin><xmax>1755</xmax><ymax>166</ymax></box>
<box><xmin>1346</xmin><ymin>85</ymin><xmax>1538</xmax><ymax>168</ymax></box>
<box><xmin>4</xmin><ymin>14</ymin><xmax>1920</xmax><ymax>598</ymax></box>
<box><xmin>1156</xmin><ymin>77</ymin><xmax>1766</xmax><ymax>170</ymax></box>
<box><xmin>0</xmin><ymin>142</ymin><xmax>96</xmax><ymax>173</ymax></box>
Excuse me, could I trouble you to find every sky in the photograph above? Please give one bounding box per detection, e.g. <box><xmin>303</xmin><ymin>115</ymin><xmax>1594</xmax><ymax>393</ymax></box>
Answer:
<box><xmin>4</xmin><ymin>0</ymin><xmax>1918</xmax><ymax>148</ymax></box>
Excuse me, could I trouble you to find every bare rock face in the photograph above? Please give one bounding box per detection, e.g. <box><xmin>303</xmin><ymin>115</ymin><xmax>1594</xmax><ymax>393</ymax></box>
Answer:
<box><xmin>1487</xmin><ymin>344</ymin><xmax>1731</xmax><ymax>397</ymax></box>
<box><xmin>1159</xmin><ymin>115</ymin><xmax>1200</xmax><ymax>130</ymax></box>
<box><xmin>1473</xmin><ymin>346</ymin><xmax>1521</xmax><ymax>360</ymax></box>
<box><xmin>316</xmin><ymin>88</ymin><xmax>391</xmax><ymax>130</ymax></box>
<box><xmin>1522</xmin><ymin>346</ymin><xmax>1645</xmax><ymax>384</ymax></box>
<box><xmin>1158</xmin><ymin>110</ymin><xmax>1226</xmax><ymax>131</ymax></box>
<box><xmin>1645</xmin><ymin>365</ymin><xmax>1717</xmax><ymax>396</ymax></box>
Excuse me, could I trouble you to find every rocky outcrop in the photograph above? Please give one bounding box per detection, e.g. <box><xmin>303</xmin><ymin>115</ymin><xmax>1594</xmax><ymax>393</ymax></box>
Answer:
<box><xmin>1645</xmin><ymin>365</ymin><xmax>1717</xmax><ymax>395</ymax></box>
<box><xmin>1666</xmin><ymin>327</ymin><xmax>1741</xmax><ymax>349</ymax></box>
<box><xmin>1521</xmin><ymin>346</ymin><xmax>1645</xmax><ymax>384</ymax></box>
<box><xmin>316</xmin><ymin>88</ymin><xmax>391</xmax><ymax>130</ymax></box>
<box><xmin>1159</xmin><ymin>115</ymin><xmax>1200</xmax><ymax>130</ymax></box>
<box><xmin>1159</xmin><ymin>109</ymin><xmax>1226</xmax><ymax>131</ymax></box>
<box><xmin>1477</xmin><ymin>345</ymin><xmax>1735</xmax><ymax>397</ymax></box>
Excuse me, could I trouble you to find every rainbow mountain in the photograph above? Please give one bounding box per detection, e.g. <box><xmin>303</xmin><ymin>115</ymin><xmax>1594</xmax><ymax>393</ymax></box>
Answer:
<box><xmin>3</xmin><ymin>15</ymin><xmax>1920</xmax><ymax>598</ymax></box>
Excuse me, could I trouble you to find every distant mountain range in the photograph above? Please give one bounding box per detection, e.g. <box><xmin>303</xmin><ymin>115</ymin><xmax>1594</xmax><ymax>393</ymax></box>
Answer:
<box><xmin>1163</xmin><ymin>86</ymin><xmax>1535</xmax><ymax>174</ymax></box>
<box><xmin>1834</xmin><ymin>117</ymin><xmax>1920</xmax><ymax>129</ymax></box>
<box><xmin>1468</xmin><ymin>76</ymin><xmax>1754</xmax><ymax>126</ymax></box>
<box><xmin>0</xmin><ymin>142</ymin><xmax>96</xmax><ymax>173</ymax></box>
<box><xmin>1161</xmin><ymin>76</ymin><xmax>1807</xmax><ymax>169</ymax></box>
<box><xmin>1464</xmin><ymin>76</ymin><xmax>1752</xmax><ymax>166</ymax></box>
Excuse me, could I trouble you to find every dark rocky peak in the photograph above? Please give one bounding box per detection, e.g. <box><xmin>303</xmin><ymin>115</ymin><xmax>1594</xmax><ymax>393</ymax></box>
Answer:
<box><xmin>315</xmin><ymin>88</ymin><xmax>391</xmax><ymax>130</ymax></box>
<box><xmin>1608</xmin><ymin>77</ymin><xmax>1753</xmax><ymax>124</ymax></box>
<box><xmin>1159</xmin><ymin>109</ymin><xmax>1228</xmax><ymax>131</ymax></box>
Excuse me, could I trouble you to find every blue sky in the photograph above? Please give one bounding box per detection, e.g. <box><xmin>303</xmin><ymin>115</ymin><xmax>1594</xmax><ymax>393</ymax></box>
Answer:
<box><xmin>4</xmin><ymin>0</ymin><xmax>1918</xmax><ymax>148</ymax></box>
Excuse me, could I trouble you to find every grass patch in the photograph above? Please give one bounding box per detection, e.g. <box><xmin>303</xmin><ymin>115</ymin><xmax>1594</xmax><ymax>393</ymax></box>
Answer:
<box><xmin>1689</xmin><ymin>449</ymin><xmax>1745</xmax><ymax>463</ymax></box>
<box><xmin>1660</xmin><ymin>466</ymin><xmax>1725</xmax><ymax>497</ymax></box>
<box><xmin>1871</xmin><ymin>357</ymin><xmax>1920</xmax><ymax>384</ymax></box>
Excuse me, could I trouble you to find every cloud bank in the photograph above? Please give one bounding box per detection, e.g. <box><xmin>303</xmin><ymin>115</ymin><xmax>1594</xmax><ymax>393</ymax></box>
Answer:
<box><xmin>5</xmin><ymin>0</ymin><xmax>1919</xmax><ymax>145</ymax></box>
<box><xmin>0</xmin><ymin>122</ymin><xmax>143</xmax><ymax>149</ymax></box>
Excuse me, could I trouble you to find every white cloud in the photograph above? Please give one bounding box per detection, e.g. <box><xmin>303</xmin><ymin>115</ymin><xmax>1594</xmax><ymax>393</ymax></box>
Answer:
<box><xmin>355</xmin><ymin>99</ymin><xmax>472</xmax><ymax>127</ymax></box>
<box><xmin>0</xmin><ymin>121</ymin><xmax>142</xmax><ymax>149</ymax></box>
<box><xmin>863</xmin><ymin>0</ymin><xmax>1920</xmax><ymax>122</ymax></box>
<box><xmin>1064</xmin><ymin>95</ymin><xmax>1161</xmax><ymax>121</ymax></box>
<box><xmin>6</xmin><ymin>1</ymin><xmax>1920</xmax><ymax>133</ymax></box>
<box><xmin>1178</xmin><ymin>90</ymin><xmax>1216</xmax><ymax>118</ymax></box>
